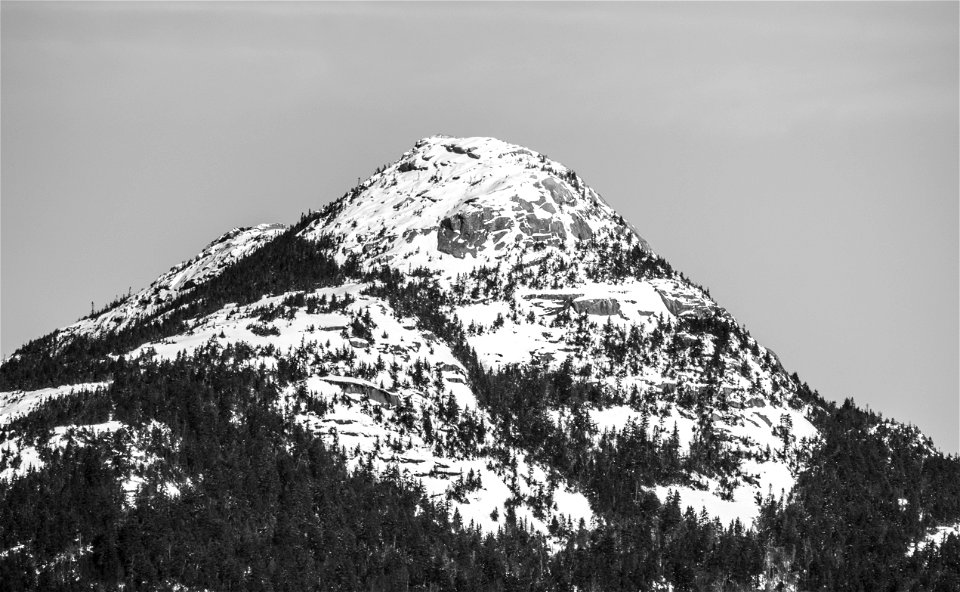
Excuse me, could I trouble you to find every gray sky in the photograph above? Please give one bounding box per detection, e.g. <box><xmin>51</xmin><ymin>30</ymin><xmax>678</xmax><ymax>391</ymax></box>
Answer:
<box><xmin>2</xmin><ymin>2</ymin><xmax>957</xmax><ymax>453</ymax></box>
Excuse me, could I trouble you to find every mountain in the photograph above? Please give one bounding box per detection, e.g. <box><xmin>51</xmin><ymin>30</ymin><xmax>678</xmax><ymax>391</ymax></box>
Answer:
<box><xmin>1</xmin><ymin>135</ymin><xmax>958</xmax><ymax>591</ymax></box>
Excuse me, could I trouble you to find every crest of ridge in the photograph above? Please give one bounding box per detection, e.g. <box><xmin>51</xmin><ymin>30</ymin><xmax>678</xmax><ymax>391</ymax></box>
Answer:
<box><xmin>302</xmin><ymin>136</ymin><xmax>650</xmax><ymax>272</ymax></box>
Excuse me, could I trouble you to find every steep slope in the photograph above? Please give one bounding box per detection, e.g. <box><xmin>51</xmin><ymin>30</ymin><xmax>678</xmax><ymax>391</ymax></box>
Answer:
<box><xmin>1</xmin><ymin>136</ymin><xmax>957</xmax><ymax>591</ymax></box>
<box><xmin>66</xmin><ymin>223</ymin><xmax>287</xmax><ymax>339</ymax></box>
<box><xmin>298</xmin><ymin>136</ymin><xmax>820</xmax><ymax>526</ymax></box>
<box><xmin>301</xmin><ymin>135</ymin><xmax>647</xmax><ymax>274</ymax></box>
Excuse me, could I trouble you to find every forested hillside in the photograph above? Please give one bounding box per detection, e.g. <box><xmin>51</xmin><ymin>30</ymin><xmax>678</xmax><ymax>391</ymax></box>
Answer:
<box><xmin>2</xmin><ymin>136</ymin><xmax>957</xmax><ymax>591</ymax></box>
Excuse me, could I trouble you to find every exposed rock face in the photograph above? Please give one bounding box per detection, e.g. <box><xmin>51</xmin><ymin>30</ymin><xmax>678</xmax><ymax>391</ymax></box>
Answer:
<box><xmin>439</xmin><ymin>363</ymin><xmax>463</xmax><ymax>374</ymax></box>
<box><xmin>308</xmin><ymin>136</ymin><xmax>643</xmax><ymax>271</ymax></box>
<box><xmin>657</xmin><ymin>293</ymin><xmax>700</xmax><ymax>318</ymax></box>
<box><xmin>397</xmin><ymin>158</ymin><xmax>428</xmax><ymax>173</ymax></box>
<box><xmin>523</xmin><ymin>293</ymin><xmax>621</xmax><ymax>316</ymax></box>
<box><xmin>444</xmin><ymin>143</ymin><xmax>480</xmax><ymax>159</ymax></box>
<box><xmin>519</xmin><ymin>212</ymin><xmax>568</xmax><ymax>246</ymax></box>
<box><xmin>403</xmin><ymin>227</ymin><xmax>434</xmax><ymax>243</ymax></box>
<box><xmin>439</xmin><ymin>206</ymin><xmax>518</xmax><ymax>258</ymax></box>
<box><xmin>571</xmin><ymin>297</ymin><xmax>621</xmax><ymax>316</ymax></box>
<box><xmin>437</xmin><ymin>206</ymin><xmax>512</xmax><ymax>258</ymax></box>
<box><xmin>766</xmin><ymin>348</ymin><xmax>784</xmax><ymax>369</ymax></box>
<box><xmin>436</xmin><ymin>186</ymin><xmax>596</xmax><ymax>257</ymax></box>
<box><xmin>349</xmin><ymin>338</ymin><xmax>370</xmax><ymax>349</ymax></box>
<box><xmin>568</xmin><ymin>214</ymin><xmax>594</xmax><ymax>241</ymax></box>
<box><xmin>623</xmin><ymin>220</ymin><xmax>652</xmax><ymax>252</ymax></box>
<box><xmin>319</xmin><ymin>376</ymin><xmax>401</xmax><ymax>407</ymax></box>
<box><xmin>540</xmin><ymin>177</ymin><xmax>577</xmax><ymax>205</ymax></box>
<box><xmin>522</xmin><ymin>292</ymin><xmax>585</xmax><ymax>301</ymax></box>
<box><xmin>651</xmin><ymin>281</ymin><xmax>715</xmax><ymax>320</ymax></box>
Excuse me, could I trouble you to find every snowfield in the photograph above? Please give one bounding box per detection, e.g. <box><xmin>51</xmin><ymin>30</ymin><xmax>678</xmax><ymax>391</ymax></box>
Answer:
<box><xmin>2</xmin><ymin>136</ymin><xmax>832</xmax><ymax>538</ymax></box>
<box><xmin>908</xmin><ymin>523</ymin><xmax>960</xmax><ymax>556</ymax></box>
<box><xmin>64</xmin><ymin>223</ymin><xmax>285</xmax><ymax>339</ymax></box>
<box><xmin>0</xmin><ymin>382</ymin><xmax>111</xmax><ymax>426</ymax></box>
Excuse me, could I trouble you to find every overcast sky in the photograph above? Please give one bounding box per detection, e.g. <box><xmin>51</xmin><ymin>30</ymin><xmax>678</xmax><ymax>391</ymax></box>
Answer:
<box><xmin>2</xmin><ymin>2</ymin><xmax>957</xmax><ymax>453</ymax></box>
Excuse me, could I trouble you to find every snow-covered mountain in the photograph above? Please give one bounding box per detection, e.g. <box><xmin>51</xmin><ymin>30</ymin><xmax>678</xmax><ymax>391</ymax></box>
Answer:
<box><xmin>303</xmin><ymin>136</ymin><xmax>648</xmax><ymax>272</ymax></box>
<box><xmin>1</xmin><ymin>136</ymin><xmax>957</xmax><ymax>591</ymax></box>
<box><xmin>65</xmin><ymin>223</ymin><xmax>287</xmax><ymax>339</ymax></box>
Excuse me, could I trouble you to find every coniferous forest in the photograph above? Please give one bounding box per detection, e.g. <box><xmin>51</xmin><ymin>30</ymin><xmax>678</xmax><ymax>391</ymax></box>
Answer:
<box><xmin>2</xmin><ymin>216</ymin><xmax>958</xmax><ymax>591</ymax></box>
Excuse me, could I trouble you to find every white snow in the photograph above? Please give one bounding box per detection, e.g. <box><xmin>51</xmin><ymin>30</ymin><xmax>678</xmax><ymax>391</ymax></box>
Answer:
<box><xmin>301</xmin><ymin>135</ymin><xmax>639</xmax><ymax>277</ymax></box>
<box><xmin>0</xmin><ymin>417</ymin><xmax>183</xmax><ymax>505</ymax></box>
<box><xmin>908</xmin><ymin>522</ymin><xmax>960</xmax><ymax>556</ymax></box>
<box><xmin>118</xmin><ymin>283</ymin><xmax>595</xmax><ymax>541</ymax></box>
<box><xmin>0</xmin><ymin>382</ymin><xmax>110</xmax><ymax>426</ymax></box>
<box><xmin>1</xmin><ymin>420</ymin><xmax>125</xmax><ymax>481</ymax></box>
<box><xmin>0</xmin><ymin>135</ymin><xmax>847</xmax><ymax>543</ymax></box>
<box><xmin>64</xmin><ymin>223</ymin><xmax>285</xmax><ymax>339</ymax></box>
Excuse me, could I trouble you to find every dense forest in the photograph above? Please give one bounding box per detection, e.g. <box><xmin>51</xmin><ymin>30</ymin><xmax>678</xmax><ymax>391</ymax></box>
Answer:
<box><xmin>1</xmin><ymin>221</ymin><xmax>958</xmax><ymax>591</ymax></box>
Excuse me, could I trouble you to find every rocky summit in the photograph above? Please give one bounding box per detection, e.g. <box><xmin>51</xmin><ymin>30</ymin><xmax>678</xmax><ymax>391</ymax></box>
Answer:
<box><xmin>303</xmin><ymin>136</ymin><xmax>647</xmax><ymax>270</ymax></box>
<box><xmin>1</xmin><ymin>136</ymin><xmax>958</xmax><ymax>591</ymax></box>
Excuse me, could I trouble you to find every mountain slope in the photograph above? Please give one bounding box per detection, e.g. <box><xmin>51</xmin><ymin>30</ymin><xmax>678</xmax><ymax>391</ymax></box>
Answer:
<box><xmin>2</xmin><ymin>136</ymin><xmax>958</xmax><ymax>591</ymax></box>
<box><xmin>66</xmin><ymin>223</ymin><xmax>287</xmax><ymax>340</ymax></box>
<box><xmin>302</xmin><ymin>136</ymin><xmax>647</xmax><ymax>273</ymax></box>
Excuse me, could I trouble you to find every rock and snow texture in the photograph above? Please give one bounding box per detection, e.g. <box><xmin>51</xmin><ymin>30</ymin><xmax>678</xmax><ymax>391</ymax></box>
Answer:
<box><xmin>297</xmin><ymin>136</ymin><xmax>822</xmax><ymax>527</ymax></box>
<box><xmin>3</xmin><ymin>135</ymin><xmax>833</xmax><ymax>533</ymax></box>
<box><xmin>452</xmin><ymin>272</ymin><xmax>818</xmax><ymax>526</ymax></box>
<box><xmin>64</xmin><ymin>223</ymin><xmax>286</xmax><ymax>339</ymax></box>
<box><xmin>108</xmin><ymin>284</ymin><xmax>595</xmax><ymax>538</ymax></box>
<box><xmin>302</xmin><ymin>135</ymin><xmax>648</xmax><ymax>274</ymax></box>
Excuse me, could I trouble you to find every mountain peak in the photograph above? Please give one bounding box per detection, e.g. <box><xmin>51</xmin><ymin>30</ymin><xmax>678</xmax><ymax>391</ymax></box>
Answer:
<box><xmin>303</xmin><ymin>136</ymin><xmax>650</xmax><ymax>271</ymax></box>
<box><xmin>5</xmin><ymin>133</ymin><xmax>957</xmax><ymax>590</ymax></box>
